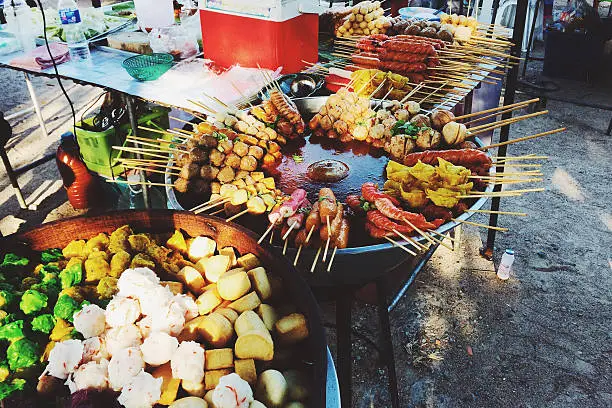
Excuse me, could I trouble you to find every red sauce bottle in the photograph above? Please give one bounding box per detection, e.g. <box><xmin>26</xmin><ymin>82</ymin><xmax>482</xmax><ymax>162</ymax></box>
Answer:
<box><xmin>56</xmin><ymin>132</ymin><xmax>100</xmax><ymax>209</ymax></box>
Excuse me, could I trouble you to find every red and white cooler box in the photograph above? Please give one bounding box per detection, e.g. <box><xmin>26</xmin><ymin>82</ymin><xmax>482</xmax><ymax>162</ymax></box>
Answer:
<box><xmin>199</xmin><ymin>0</ymin><xmax>319</xmax><ymax>73</ymax></box>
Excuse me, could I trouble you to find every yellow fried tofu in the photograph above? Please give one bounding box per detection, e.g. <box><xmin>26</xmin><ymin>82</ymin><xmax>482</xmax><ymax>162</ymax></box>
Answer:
<box><xmin>128</xmin><ymin>234</ymin><xmax>151</xmax><ymax>253</ymax></box>
<box><xmin>62</xmin><ymin>240</ymin><xmax>87</xmax><ymax>259</ymax></box>
<box><xmin>96</xmin><ymin>277</ymin><xmax>119</xmax><ymax>300</ymax></box>
<box><xmin>85</xmin><ymin>233</ymin><xmax>109</xmax><ymax>253</ymax></box>
<box><xmin>110</xmin><ymin>250</ymin><xmax>131</xmax><ymax>277</ymax></box>
<box><xmin>108</xmin><ymin>225</ymin><xmax>133</xmax><ymax>254</ymax></box>
<box><xmin>130</xmin><ymin>253</ymin><xmax>156</xmax><ymax>269</ymax></box>
<box><xmin>84</xmin><ymin>257</ymin><xmax>110</xmax><ymax>282</ymax></box>
<box><xmin>166</xmin><ymin>230</ymin><xmax>188</xmax><ymax>255</ymax></box>
<box><xmin>205</xmin><ymin>348</ymin><xmax>234</xmax><ymax>370</ymax></box>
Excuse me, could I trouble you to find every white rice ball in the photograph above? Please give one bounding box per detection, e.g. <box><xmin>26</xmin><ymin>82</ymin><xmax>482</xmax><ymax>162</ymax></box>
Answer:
<box><xmin>171</xmin><ymin>341</ymin><xmax>205</xmax><ymax>383</ymax></box>
<box><xmin>108</xmin><ymin>347</ymin><xmax>145</xmax><ymax>391</ymax></box>
<box><xmin>73</xmin><ymin>304</ymin><xmax>106</xmax><ymax>339</ymax></box>
<box><xmin>117</xmin><ymin>369</ymin><xmax>162</xmax><ymax>408</ymax></box>
<box><xmin>141</xmin><ymin>332</ymin><xmax>179</xmax><ymax>366</ymax></box>
<box><xmin>105</xmin><ymin>296</ymin><xmax>141</xmax><ymax>327</ymax></box>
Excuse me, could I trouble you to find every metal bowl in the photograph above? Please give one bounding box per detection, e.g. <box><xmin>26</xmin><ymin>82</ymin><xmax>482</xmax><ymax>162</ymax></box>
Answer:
<box><xmin>1</xmin><ymin>210</ymin><xmax>329</xmax><ymax>406</ymax></box>
<box><xmin>166</xmin><ymin>97</ymin><xmax>493</xmax><ymax>286</ymax></box>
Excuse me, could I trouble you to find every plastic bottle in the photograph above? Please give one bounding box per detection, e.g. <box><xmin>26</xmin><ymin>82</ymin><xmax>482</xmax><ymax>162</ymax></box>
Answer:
<box><xmin>4</xmin><ymin>0</ymin><xmax>37</xmax><ymax>52</ymax></box>
<box><xmin>497</xmin><ymin>249</ymin><xmax>515</xmax><ymax>280</ymax></box>
<box><xmin>127</xmin><ymin>173</ymin><xmax>144</xmax><ymax>209</ymax></box>
<box><xmin>57</xmin><ymin>0</ymin><xmax>91</xmax><ymax>61</ymax></box>
<box><xmin>56</xmin><ymin>132</ymin><xmax>99</xmax><ymax>209</ymax></box>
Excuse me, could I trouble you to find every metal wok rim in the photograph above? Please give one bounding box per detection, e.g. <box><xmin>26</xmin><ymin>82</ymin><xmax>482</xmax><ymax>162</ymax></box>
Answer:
<box><xmin>165</xmin><ymin>96</ymin><xmax>494</xmax><ymax>254</ymax></box>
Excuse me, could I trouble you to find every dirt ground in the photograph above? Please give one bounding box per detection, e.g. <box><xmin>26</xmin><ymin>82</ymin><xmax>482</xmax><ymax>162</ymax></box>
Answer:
<box><xmin>1</xmin><ymin>19</ymin><xmax>611</xmax><ymax>408</ymax></box>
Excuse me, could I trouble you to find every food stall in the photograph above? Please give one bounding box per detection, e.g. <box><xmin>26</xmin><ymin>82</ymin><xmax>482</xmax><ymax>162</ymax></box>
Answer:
<box><xmin>0</xmin><ymin>0</ymin><xmax>561</xmax><ymax>407</ymax></box>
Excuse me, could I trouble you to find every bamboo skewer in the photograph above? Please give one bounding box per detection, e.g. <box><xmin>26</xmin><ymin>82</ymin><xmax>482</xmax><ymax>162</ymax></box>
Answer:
<box><xmin>323</xmin><ymin>216</ymin><xmax>331</xmax><ymax>262</ymax></box>
<box><xmin>468</xmin><ymin>110</ymin><xmax>549</xmax><ymax>132</ymax></box>
<box><xmin>481</xmin><ymin>128</ymin><xmax>566</xmax><ymax>150</ymax></box>
<box><xmin>311</xmin><ymin>246</ymin><xmax>322</xmax><ymax>273</ymax></box>
<box><xmin>282</xmin><ymin>223</ymin><xmax>296</xmax><ymax>241</ymax></box>
<box><xmin>451</xmin><ymin>218</ymin><xmax>509</xmax><ymax>232</ymax></box>
<box><xmin>258</xmin><ymin>223</ymin><xmax>275</xmax><ymax>244</ymax></box>
<box><xmin>470</xmin><ymin>187</ymin><xmax>545</xmax><ymax>194</ymax></box>
<box><xmin>269</xmin><ymin>230</ymin><xmax>274</xmax><ymax>245</ymax></box>
<box><xmin>126</xmin><ymin>138</ymin><xmax>183</xmax><ymax>154</ymax></box>
<box><xmin>384</xmin><ymin>236</ymin><xmax>417</xmax><ymax>256</ymax></box>
<box><xmin>191</xmin><ymin>196</ymin><xmax>225</xmax><ymax>212</ymax></box>
<box><xmin>138</xmin><ymin>126</ymin><xmax>189</xmax><ymax>139</ymax></box>
<box><xmin>122</xmin><ymin>165</ymin><xmax>178</xmax><ymax>177</ymax></box>
<box><xmin>226</xmin><ymin>209</ymin><xmax>249</xmax><ymax>222</ymax></box>
<box><xmin>493</xmin><ymin>155</ymin><xmax>549</xmax><ymax>162</ymax></box>
<box><xmin>170</xmin><ymin>116</ymin><xmax>195</xmax><ymax>127</ymax></box>
<box><xmin>454</xmin><ymin>98</ymin><xmax>539</xmax><ymax>120</ymax></box>
<box><xmin>392</xmin><ymin>229</ymin><xmax>427</xmax><ymax>251</ymax></box>
<box><xmin>294</xmin><ymin>245</ymin><xmax>303</xmax><ymax>266</ymax></box>
<box><xmin>305</xmin><ymin>225</ymin><xmax>316</xmax><ymax>244</ymax></box>
<box><xmin>106</xmin><ymin>179</ymin><xmax>173</xmax><ymax>187</ymax></box>
<box><xmin>401</xmin><ymin>219</ymin><xmax>438</xmax><ymax>247</ymax></box>
<box><xmin>112</xmin><ymin>147</ymin><xmax>171</xmax><ymax>161</ymax></box>
<box><xmin>283</xmin><ymin>238</ymin><xmax>289</xmax><ymax>255</ymax></box>
<box><xmin>327</xmin><ymin>246</ymin><xmax>339</xmax><ymax>273</ymax></box>
<box><xmin>466</xmin><ymin>209</ymin><xmax>528</xmax><ymax>216</ymax></box>
<box><xmin>462</xmin><ymin>102</ymin><xmax>532</xmax><ymax>126</ymax></box>
<box><xmin>119</xmin><ymin>160</ymin><xmax>180</xmax><ymax>171</ymax></box>
<box><xmin>194</xmin><ymin>198</ymin><xmax>231</xmax><ymax>214</ymax></box>
<box><xmin>209</xmin><ymin>208</ymin><xmax>225</xmax><ymax>216</ymax></box>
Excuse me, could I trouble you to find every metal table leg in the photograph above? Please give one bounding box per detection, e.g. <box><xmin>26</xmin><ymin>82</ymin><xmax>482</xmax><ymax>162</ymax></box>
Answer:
<box><xmin>336</xmin><ymin>288</ymin><xmax>353</xmax><ymax>408</ymax></box>
<box><xmin>0</xmin><ymin>147</ymin><xmax>27</xmax><ymax>209</ymax></box>
<box><xmin>23</xmin><ymin>73</ymin><xmax>48</xmax><ymax>138</ymax></box>
<box><xmin>124</xmin><ymin>95</ymin><xmax>151</xmax><ymax>209</ymax></box>
<box><xmin>521</xmin><ymin>0</ymin><xmax>541</xmax><ymax>78</ymax></box>
<box><xmin>376</xmin><ymin>278</ymin><xmax>400</xmax><ymax>408</ymax></box>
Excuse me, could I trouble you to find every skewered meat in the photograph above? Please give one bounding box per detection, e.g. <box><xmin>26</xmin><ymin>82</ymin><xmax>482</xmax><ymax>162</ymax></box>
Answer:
<box><xmin>380</xmin><ymin>61</ymin><xmax>428</xmax><ymax>73</ymax></box>
<box><xmin>174</xmin><ymin>178</ymin><xmax>189</xmax><ymax>193</ymax></box>
<box><xmin>233</xmin><ymin>141</ymin><xmax>249</xmax><ymax>157</ymax></box>
<box><xmin>346</xmin><ymin>194</ymin><xmax>364</xmax><ymax>214</ymax></box>
<box><xmin>248</xmin><ymin>146</ymin><xmax>264</xmax><ymax>160</ymax></box>
<box><xmin>218</xmin><ymin>139</ymin><xmax>233</xmax><ymax>153</ymax></box>
<box><xmin>367</xmin><ymin>210</ymin><xmax>414</xmax><ymax>234</ymax></box>
<box><xmin>421</xmin><ymin>204</ymin><xmax>453</xmax><ymax>222</ymax></box>
<box><xmin>216</xmin><ymin>166</ymin><xmax>235</xmax><ymax>183</ymax></box>
<box><xmin>270</xmin><ymin>90</ymin><xmax>302</xmax><ymax>126</ymax></box>
<box><xmin>365</xmin><ymin>221</ymin><xmax>395</xmax><ymax>238</ymax></box>
<box><xmin>410</xmin><ymin>114</ymin><xmax>431</xmax><ymax>128</ymax></box>
<box><xmin>189</xmin><ymin>147</ymin><xmax>209</xmax><ymax>164</ymax></box>
<box><xmin>321</xmin><ymin>203</ymin><xmax>344</xmax><ymax>241</ymax></box>
<box><xmin>415</xmin><ymin>128</ymin><xmax>442</xmax><ymax>150</ymax></box>
<box><xmin>209</xmin><ymin>149</ymin><xmax>225</xmax><ymax>167</ymax></box>
<box><xmin>361</xmin><ymin>182</ymin><xmax>401</xmax><ymax>206</ymax></box>
<box><xmin>318</xmin><ymin>188</ymin><xmax>337</xmax><ymax>219</ymax></box>
<box><xmin>179</xmin><ymin>163</ymin><xmax>200</xmax><ymax>180</ymax></box>
<box><xmin>442</xmin><ymin>122</ymin><xmax>468</xmax><ymax>145</ymax></box>
<box><xmin>394</xmin><ymin>109</ymin><xmax>410</xmax><ymax>121</ymax></box>
<box><xmin>225</xmin><ymin>153</ymin><xmax>241</xmax><ymax>169</ymax></box>
<box><xmin>239</xmin><ymin>155</ymin><xmax>258</xmax><ymax>172</ymax></box>
<box><xmin>378</xmin><ymin>49</ymin><xmax>429</xmax><ymax>63</ymax></box>
<box><xmin>198</xmin><ymin>135</ymin><xmax>218</xmax><ymax>149</ymax></box>
<box><xmin>430</xmin><ymin>110</ymin><xmax>455</xmax><ymax>130</ymax></box>
<box><xmin>382</xmin><ymin>41</ymin><xmax>437</xmax><ymax>55</ymax></box>
<box><xmin>305</xmin><ymin>202</ymin><xmax>321</xmax><ymax>233</ymax></box>
<box><xmin>199</xmin><ymin>165</ymin><xmax>219</xmax><ymax>181</ymax></box>
<box><xmin>334</xmin><ymin>219</ymin><xmax>350</xmax><ymax>248</ymax></box>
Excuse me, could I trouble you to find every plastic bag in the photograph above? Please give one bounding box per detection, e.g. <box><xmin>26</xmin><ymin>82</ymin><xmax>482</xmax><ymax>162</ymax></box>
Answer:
<box><xmin>149</xmin><ymin>25</ymin><xmax>198</xmax><ymax>60</ymax></box>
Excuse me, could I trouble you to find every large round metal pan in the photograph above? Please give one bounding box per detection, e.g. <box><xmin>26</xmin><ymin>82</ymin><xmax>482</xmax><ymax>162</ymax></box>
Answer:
<box><xmin>166</xmin><ymin>97</ymin><xmax>493</xmax><ymax>286</ymax></box>
<box><xmin>1</xmin><ymin>210</ymin><xmax>328</xmax><ymax>406</ymax></box>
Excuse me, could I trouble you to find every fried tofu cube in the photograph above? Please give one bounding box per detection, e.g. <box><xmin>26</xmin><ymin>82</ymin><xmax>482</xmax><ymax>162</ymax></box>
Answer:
<box><xmin>196</xmin><ymin>286</ymin><xmax>222</xmax><ymax>315</ymax></box>
<box><xmin>237</xmin><ymin>253</ymin><xmax>261</xmax><ymax>270</ymax></box>
<box><xmin>275</xmin><ymin>313</ymin><xmax>309</xmax><ymax>345</ymax></box>
<box><xmin>218</xmin><ymin>247</ymin><xmax>237</xmax><ymax>267</ymax></box>
<box><xmin>166</xmin><ymin>230</ymin><xmax>188</xmax><ymax>255</ymax></box>
<box><xmin>228</xmin><ymin>292</ymin><xmax>261</xmax><ymax>313</ymax></box>
<box><xmin>205</xmin><ymin>348</ymin><xmax>234</xmax><ymax>370</ymax></box>
<box><xmin>152</xmin><ymin>363</ymin><xmax>181</xmax><ymax>405</ymax></box>
<box><xmin>257</xmin><ymin>304</ymin><xmax>279</xmax><ymax>331</ymax></box>
<box><xmin>247</xmin><ymin>267</ymin><xmax>271</xmax><ymax>301</ymax></box>
<box><xmin>205</xmin><ymin>369</ymin><xmax>233</xmax><ymax>390</ymax></box>
<box><xmin>178</xmin><ymin>316</ymin><xmax>206</xmax><ymax>342</ymax></box>
<box><xmin>217</xmin><ymin>268</ymin><xmax>251</xmax><ymax>301</ymax></box>
<box><xmin>161</xmin><ymin>281</ymin><xmax>184</xmax><ymax>295</ymax></box>
<box><xmin>198</xmin><ymin>312</ymin><xmax>234</xmax><ymax>348</ymax></box>
<box><xmin>234</xmin><ymin>359</ymin><xmax>257</xmax><ymax>384</ymax></box>
<box><xmin>215</xmin><ymin>308</ymin><xmax>239</xmax><ymax>324</ymax></box>
<box><xmin>178</xmin><ymin>266</ymin><xmax>206</xmax><ymax>295</ymax></box>
<box><xmin>180</xmin><ymin>380</ymin><xmax>206</xmax><ymax>398</ymax></box>
<box><xmin>188</xmin><ymin>236</ymin><xmax>216</xmax><ymax>262</ymax></box>
<box><xmin>196</xmin><ymin>255</ymin><xmax>230</xmax><ymax>283</ymax></box>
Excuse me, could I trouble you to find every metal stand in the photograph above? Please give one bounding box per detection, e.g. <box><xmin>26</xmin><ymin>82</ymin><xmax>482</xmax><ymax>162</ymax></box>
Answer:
<box><xmin>483</xmin><ymin>0</ymin><xmax>529</xmax><ymax>257</ymax></box>
<box><xmin>23</xmin><ymin>73</ymin><xmax>49</xmax><ymax>138</ymax></box>
<box><xmin>124</xmin><ymin>95</ymin><xmax>151</xmax><ymax>209</ymax></box>
<box><xmin>521</xmin><ymin>0</ymin><xmax>541</xmax><ymax>78</ymax></box>
<box><xmin>331</xmin><ymin>244</ymin><xmax>440</xmax><ymax>407</ymax></box>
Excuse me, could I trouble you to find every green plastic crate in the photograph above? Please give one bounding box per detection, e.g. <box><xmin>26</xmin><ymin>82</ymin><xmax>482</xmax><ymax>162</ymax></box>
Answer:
<box><xmin>75</xmin><ymin>106</ymin><xmax>171</xmax><ymax>177</ymax></box>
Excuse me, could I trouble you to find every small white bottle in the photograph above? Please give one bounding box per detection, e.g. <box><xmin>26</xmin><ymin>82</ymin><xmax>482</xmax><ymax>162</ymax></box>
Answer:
<box><xmin>57</xmin><ymin>0</ymin><xmax>91</xmax><ymax>62</ymax></box>
<box><xmin>497</xmin><ymin>249</ymin><xmax>515</xmax><ymax>280</ymax></box>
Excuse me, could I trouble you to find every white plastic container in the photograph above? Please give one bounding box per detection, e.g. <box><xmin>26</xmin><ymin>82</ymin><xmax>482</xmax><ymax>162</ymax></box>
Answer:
<box><xmin>134</xmin><ymin>0</ymin><xmax>175</xmax><ymax>32</ymax></box>
<box><xmin>4</xmin><ymin>0</ymin><xmax>37</xmax><ymax>52</ymax></box>
<box><xmin>58</xmin><ymin>0</ymin><xmax>91</xmax><ymax>61</ymax></box>
<box><xmin>497</xmin><ymin>249</ymin><xmax>515</xmax><ymax>280</ymax></box>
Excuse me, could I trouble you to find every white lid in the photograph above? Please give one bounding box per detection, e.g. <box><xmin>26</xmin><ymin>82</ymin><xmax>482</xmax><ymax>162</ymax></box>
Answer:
<box><xmin>201</xmin><ymin>0</ymin><xmax>319</xmax><ymax>22</ymax></box>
